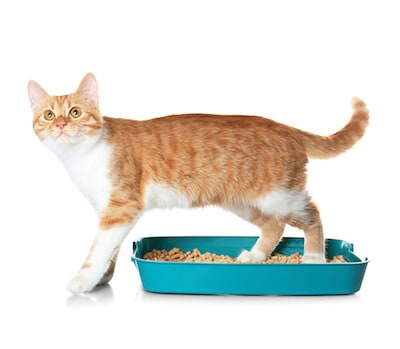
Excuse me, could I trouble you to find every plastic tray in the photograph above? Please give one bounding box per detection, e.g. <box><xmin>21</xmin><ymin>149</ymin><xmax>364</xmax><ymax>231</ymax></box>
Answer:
<box><xmin>131</xmin><ymin>236</ymin><xmax>368</xmax><ymax>295</ymax></box>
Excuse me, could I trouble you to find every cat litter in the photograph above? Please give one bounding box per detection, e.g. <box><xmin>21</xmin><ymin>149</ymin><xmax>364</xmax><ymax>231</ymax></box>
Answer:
<box><xmin>132</xmin><ymin>236</ymin><xmax>368</xmax><ymax>295</ymax></box>
<box><xmin>142</xmin><ymin>247</ymin><xmax>347</xmax><ymax>264</ymax></box>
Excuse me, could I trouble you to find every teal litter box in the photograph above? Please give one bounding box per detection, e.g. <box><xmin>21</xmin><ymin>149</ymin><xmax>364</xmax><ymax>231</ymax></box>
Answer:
<box><xmin>131</xmin><ymin>236</ymin><xmax>368</xmax><ymax>295</ymax></box>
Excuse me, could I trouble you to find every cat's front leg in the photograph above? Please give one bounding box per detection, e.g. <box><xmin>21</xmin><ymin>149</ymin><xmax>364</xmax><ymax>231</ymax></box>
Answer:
<box><xmin>67</xmin><ymin>223</ymin><xmax>134</xmax><ymax>294</ymax></box>
<box><xmin>97</xmin><ymin>247</ymin><xmax>120</xmax><ymax>285</ymax></box>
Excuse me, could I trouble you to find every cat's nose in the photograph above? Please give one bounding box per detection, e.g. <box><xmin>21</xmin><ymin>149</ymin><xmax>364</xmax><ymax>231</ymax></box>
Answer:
<box><xmin>56</xmin><ymin>121</ymin><xmax>67</xmax><ymax>130</ymax></box>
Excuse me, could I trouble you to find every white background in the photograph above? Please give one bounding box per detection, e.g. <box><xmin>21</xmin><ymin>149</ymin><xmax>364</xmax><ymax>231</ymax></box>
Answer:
<box><xmin>1</xmin><ymin>0</ymin><xmax>398</xmax><ymax>348</ymax></box>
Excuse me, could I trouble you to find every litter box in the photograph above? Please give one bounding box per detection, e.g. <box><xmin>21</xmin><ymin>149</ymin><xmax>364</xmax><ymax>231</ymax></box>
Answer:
<box><xmin>131</xmin><ymin>236</ymin><xmax>368</xmax><ymax>295</ymax></box>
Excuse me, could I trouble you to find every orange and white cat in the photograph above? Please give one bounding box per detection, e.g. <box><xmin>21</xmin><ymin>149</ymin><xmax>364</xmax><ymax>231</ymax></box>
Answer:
<box><xmin>28</xmin><ymin>73</ymin><xmax>369</xmax><ymax>293</ymax></box>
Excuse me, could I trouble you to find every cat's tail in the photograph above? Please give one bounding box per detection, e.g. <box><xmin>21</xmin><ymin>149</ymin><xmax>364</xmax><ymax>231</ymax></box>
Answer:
<box><xmin>300</xmin><ymin>97</ymin><xmax>369</xmax><ymax>159</ymax></box>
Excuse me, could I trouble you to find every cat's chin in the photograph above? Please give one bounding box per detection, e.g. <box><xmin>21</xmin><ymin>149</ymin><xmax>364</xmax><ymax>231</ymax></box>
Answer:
<box><xmin>54</xmin><ymin>134</ymin><xmax>74</xmax><ymax>144</ymax></box>
<box><xmin>41</xmin><ymin>134</ymin><xmax>96</xmax><ymax>153</ymax></box>
<box><xmin>42</xmin><ymin>136</ymin><xmax>73</xmax><ymax>151</ymax></box>
<box><xmin>42</xmin><ymin>133</ymin><xmax>92</xmax><ymax>145</ymax></box>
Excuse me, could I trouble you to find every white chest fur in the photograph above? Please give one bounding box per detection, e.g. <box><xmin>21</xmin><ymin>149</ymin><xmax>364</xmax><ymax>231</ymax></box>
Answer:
<box><xmin>43</xmin><ymin>137</ymin><xmax>113</xmax><ymax>214</ymax></box>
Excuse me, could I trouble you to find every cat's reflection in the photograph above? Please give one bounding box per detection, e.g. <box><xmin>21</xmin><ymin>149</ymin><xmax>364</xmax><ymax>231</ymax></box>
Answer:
<box><xmin>66</xmin><ymin>284</ymin><xmax>115</xmax><ymax>308</ymax></box>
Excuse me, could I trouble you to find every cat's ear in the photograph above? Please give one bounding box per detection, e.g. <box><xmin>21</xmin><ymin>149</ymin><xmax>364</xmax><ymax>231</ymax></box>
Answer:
<box><xmin>27</xmin><ymin>80</ymin><xmax>50</xmax><ymax>114</ymax></box>
<box><xmin>76</xmin><ymin>73</ymin><xmax>98</xmax><ymax>107</ymax></box>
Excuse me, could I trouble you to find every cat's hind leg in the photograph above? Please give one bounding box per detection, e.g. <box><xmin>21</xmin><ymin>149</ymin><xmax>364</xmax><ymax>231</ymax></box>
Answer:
<box><xmin>284</xmin><ymin>201</ymin><xmax>325</xmax><ymax>263</ymax></box>
<box><xmin>237</xmin><ymin>215</ymin><xmax>285</xmax><ymax>263</ymax></box>
<box><xmin>227</xmin><ymin>205</ymin><xmax>285</xmax><ymax>263</ymax></box>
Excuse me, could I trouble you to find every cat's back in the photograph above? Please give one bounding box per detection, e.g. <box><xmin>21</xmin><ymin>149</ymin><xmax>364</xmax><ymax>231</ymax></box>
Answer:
<box><xmin>104</xmin><ymin>113</ymin><xmax>289</xmax><ymax>138</ymax></box>
<box><xmin>146</xmin><ymin>113</ymin><xmax>278</xmax><ymax>130</ymax></box>
<box><xmin>103</xmin><ymin>113</ymin><xmax>301</xmax><ymax>159</ymax></box>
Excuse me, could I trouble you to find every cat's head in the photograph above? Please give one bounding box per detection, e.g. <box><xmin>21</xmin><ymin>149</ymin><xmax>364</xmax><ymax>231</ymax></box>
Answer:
<box><xmin>28</xmin><ymin>73</ymin><xmax>104</xmax><ymax>150</ymax></box>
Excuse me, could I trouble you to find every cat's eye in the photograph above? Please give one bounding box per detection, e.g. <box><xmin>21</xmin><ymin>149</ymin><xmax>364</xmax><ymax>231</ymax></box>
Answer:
<box><xmin>69</xmin><ymin>107</ymin><xmax>82</xmax><ymax>119</ymax></box>
<box><xmin>43</xmin><ymin>110</ymin><xmax>55</xmax><ymax>121</ymax></box>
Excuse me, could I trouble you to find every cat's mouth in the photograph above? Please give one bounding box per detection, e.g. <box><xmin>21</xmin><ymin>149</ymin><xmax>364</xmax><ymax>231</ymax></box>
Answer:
<box><xmin>53</xmin><ymin>129</ymin><xmax>76</xmax><ymax>142</ymax></box>
<box><xmin>52</xmin><ymin>129</ymin><xmax>87</xmax><ymax>144</ymax></box>
<box><xmin>55</xmin><ymin>128</ymin><xmax>77</xmax><ymax>138</ymax></box>
<box><xmin>45</xmin><ymin>126</ymin><xmax>93</xmax><ymax>144</ymax></box>
<box><xmin>55</xmin><ymin>131</ymin><xmax>70</xmax><ymax>140</ymax></box>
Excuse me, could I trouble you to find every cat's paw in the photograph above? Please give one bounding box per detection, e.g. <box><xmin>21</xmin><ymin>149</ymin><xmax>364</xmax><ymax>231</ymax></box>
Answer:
<box><xmin>67</xmin><ymin>274</ymin><xmax>97</xmax><ymax>294</ymax></box>
<box><xmin>237</xmin><ymin>249</ymin><xmax>266</xmax><ymax>263</ymax></box>
<box><xmin>302</xmin><ymin>253</ymin><xmax>326</xmax><ymax>264</ymax></box>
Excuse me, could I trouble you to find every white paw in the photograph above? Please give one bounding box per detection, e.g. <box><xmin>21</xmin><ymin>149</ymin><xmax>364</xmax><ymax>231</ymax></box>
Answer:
<box><xmin>302</xmin><ymin>253</ymin><xmax>326</xmax><ymax>264</ymax></box>
<box><xmin>237</xmin><ymin>249</ymin><xmax>266</xmax><ymax>263</ymax></box>
<box><xmin>67</xmin><ymin>274</ymin><xmax>97</xmax><ymax>294</ymax></box>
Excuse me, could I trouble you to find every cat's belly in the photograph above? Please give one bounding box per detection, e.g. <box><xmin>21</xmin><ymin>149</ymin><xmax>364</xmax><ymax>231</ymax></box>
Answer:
<box><xmin>143</xmin><ymin>182</ymin><xmax>191</xmax><ymax>209</ymax></box>
<box><xmin>142</xmin><ymin>182</ymin><xmax>308</xmax><ymax>219</ymax></box>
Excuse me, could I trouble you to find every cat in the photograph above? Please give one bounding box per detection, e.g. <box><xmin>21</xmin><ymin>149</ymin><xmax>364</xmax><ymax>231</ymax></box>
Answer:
<box><xmin>28</xmin><ymin>73</ymin><xmax>369</xmax><ymax>294</ymax></box>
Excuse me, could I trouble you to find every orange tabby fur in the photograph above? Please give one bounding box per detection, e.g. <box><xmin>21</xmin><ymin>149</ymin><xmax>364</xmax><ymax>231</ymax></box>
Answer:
<box><xmin>28</xmin><ymin>73</ymin><xmax>369</xmax><ymax>293</ymax></box>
